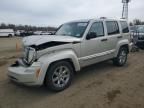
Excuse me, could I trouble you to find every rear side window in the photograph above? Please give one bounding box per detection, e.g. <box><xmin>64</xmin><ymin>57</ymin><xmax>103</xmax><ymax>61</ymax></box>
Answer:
<box><xmin>106</xmin><ymin>21</ymin><xmax>120</xmax><ymax>35</ymax></box>
<box><xmin>120</xmin><ymin>21</ymin><xmax>129</xmax><ymax>33</ymax></box>
<box><xmin>89</xmin><ymin>22</ymin><xmax>104</xmax><ymax>37</ymax></box>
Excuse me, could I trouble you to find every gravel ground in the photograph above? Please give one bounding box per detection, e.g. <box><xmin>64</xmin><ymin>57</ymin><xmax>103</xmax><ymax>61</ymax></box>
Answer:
<box><xmin>0</xmin><ymin>37</ymin><xmax>144</xmax><ymax>108</ymax></box>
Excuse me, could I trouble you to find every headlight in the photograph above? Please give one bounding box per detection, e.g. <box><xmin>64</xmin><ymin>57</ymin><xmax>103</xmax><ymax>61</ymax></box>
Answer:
<box><xmin>24</xmin><ymin>47</ymin><xmax>37</xmax><ymax>64</ymax></box>
<box><xmin>28</xmin><ymin>48</ymin><xmax>36</xmax><ymax>63</ymax></box>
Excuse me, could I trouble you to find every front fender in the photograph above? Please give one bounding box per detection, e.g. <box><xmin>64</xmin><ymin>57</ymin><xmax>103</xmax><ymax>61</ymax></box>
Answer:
<box><xmin>37</xmin><ymin>49</ymin><xmax>80</xmax><ymax>84</ymax></box>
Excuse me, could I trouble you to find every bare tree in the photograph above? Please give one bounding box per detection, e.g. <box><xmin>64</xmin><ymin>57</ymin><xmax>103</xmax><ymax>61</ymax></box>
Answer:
<box><xmin>0</xmin><ymin>22</ymin><xmax>57</xmax><ymax>31</ymax></box>
<box><xmin>133</xmin><ymin>19</ymin><xmax>142</xmax><ymax>25</ymax></box>
<box><xmin>0</xmin><ymin>23</ymin><xmax>7</xmax><ymax>29</ymax></box>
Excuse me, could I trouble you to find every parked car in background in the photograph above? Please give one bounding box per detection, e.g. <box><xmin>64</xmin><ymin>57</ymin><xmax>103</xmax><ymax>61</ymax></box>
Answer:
<box><xmin>15</xmin><ymin>30</ymin><xmax>25</xmax><ymax>36</ymax></box>
<box><xmin>130</xmin><ymin>25</ymin><xmax>144</xmax><ymax>49</ymax></box>
<box><xmin>34</xmin><ymin>31</ymin><xmax>54</xmax><ymax>35</ymax></box>
<box><xmin>15</xmin><ymin>30</ymin><xmax>21</xmax><ymax>36</ymax></box>
<box><xmin>33</xmin><ymin>31</ymin><xmax>42</xmax><ymax>35</ymax></box>
<box><xmin>20</xmin><ymin>31</ymin><xmax>34</xmax><ymax>37</ymax></box>
<box><xmin>130</xmin><ymin>26</ymin><xmax>136</xmax><ymax>32</ymax></box>
<box><xmin>40</xmin><ymin>31</ymin><xmax>51</xmax><ymax>35</ymax></box>
<box><xmin>0</xmin><ymin>29</ymin><xmax>14</xmax><ymax>37</ymax></box>
<box><xmin>8</xmin><ymin>18</ymin><xmax>131</xmax><ymax>92</ymax></box>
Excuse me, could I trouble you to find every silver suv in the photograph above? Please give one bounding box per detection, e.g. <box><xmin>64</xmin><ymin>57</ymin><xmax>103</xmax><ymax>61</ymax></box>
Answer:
<box><xmin>8</xmin><ymin>18</ymin><xmax>131</xmax><ymax>91</ymax></box>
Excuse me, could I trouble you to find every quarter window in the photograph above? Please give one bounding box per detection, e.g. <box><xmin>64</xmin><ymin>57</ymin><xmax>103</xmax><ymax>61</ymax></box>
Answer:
<box><xmin>106</xmin><ymin>21</ymin><xmax>120</xmax><ymax>35</ymax></box>
<box><xmin>120</xmin><ymin>21</ymin><xmax>129</xmax><ymax>33</ymax></box>
<box><xmin>88</xmin><ymin>22</ymin><xmax>104</xmax><ymax>37</ymax></box>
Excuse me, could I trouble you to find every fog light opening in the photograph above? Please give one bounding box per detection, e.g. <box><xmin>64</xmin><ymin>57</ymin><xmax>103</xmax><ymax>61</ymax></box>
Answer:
<box><xmin>36</xmin><ymin>68</ymin><xmax>41</xmax><ymax>78</ymax></box>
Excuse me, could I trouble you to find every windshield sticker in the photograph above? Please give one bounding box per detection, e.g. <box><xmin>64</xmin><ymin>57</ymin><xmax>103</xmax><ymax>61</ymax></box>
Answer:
<box><xmin>77</xmin><ymin>23</ymin><xmax>87</xmax><ymax>27</ymax></box>
<box><xmin>76</xmin><ymin>34</ymin><xmax>80</xmax><ymax>37</ymax></box>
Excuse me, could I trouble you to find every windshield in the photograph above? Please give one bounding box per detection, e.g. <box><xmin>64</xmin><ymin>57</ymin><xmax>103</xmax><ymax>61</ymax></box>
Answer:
<box><xmin>55</xmin><ymin>22</ymin><xmax>88</xmax><ymax>38</ymax></box>
<box><xmin>137</xmin><ymin>26</ymin><xmax>144</xmax><ymax>33</ymax></box>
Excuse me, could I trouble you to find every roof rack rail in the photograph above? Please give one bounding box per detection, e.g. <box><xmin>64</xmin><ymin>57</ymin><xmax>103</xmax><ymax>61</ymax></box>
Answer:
<box><xmin>100</xmin><ymin>17</ymin><xmax>107</xmax><ymax>19</ymax></box>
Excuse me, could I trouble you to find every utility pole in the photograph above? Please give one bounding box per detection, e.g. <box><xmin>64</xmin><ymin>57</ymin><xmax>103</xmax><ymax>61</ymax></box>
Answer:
<box><xmin>122</xmin><ymin>0</ymin><xmax>131</xmax><ymax>21</ymax></box>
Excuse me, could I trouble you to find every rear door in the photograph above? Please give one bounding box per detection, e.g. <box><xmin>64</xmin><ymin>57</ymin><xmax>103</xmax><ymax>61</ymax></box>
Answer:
<box><xmin>104</xmin><ymin>21</ymin><xmax>121</xmax><ymax>52</ymax></box>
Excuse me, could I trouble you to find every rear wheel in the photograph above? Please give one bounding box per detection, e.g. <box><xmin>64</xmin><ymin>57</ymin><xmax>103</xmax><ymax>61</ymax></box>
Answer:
<box><xmin>45</xmin><ymin>61</ymin><xmax>74</xmax><ymax>92</ymax></box>
<box><xmin>8</xmin><ymin>34</ymin><xmax>12</xmax><ymax>37</ymax></box>
<box><xmin>113</xmin><ymin>47</ymin><xmax>128</xmax><ymax>66</ymax></box>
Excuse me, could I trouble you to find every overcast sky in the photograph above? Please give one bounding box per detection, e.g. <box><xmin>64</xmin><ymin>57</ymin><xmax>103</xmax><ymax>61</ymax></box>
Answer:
<box><xmin>0</xmin><ymin>0</ymin><xmax>143</xmax><ymax>27</ymax></box>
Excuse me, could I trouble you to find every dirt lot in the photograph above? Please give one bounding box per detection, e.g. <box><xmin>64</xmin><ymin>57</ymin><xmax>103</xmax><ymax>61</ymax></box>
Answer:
<box><xmin>0</xmin><ymin>37</ymin><xmax>144</xmax><ymax>108</ymax></box>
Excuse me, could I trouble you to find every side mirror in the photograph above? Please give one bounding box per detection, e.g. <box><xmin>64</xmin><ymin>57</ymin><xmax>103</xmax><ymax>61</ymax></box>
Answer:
<box><xmin>86</xmin><ymin>32</ymin><xmax>97</xmax><ymax>40</ymax></box>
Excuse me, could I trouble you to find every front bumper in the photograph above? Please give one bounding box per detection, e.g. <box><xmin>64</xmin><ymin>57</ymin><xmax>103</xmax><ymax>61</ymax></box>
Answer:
<box><xmin>136</xmin><ymin>41</ymin><xmax>144</xmax><ymax>48</ymax></box>
<box><xmin>8</xmin><ymin>60</ymin><xmax>42</xmax><ymax>86</ymax></box>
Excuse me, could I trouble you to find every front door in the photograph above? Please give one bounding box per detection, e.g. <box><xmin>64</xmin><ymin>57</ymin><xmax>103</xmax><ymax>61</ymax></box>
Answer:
<box><xmin>80</xmin><ymin>21</ymin><xmax>107</xmax><ymax>67</ymax></box>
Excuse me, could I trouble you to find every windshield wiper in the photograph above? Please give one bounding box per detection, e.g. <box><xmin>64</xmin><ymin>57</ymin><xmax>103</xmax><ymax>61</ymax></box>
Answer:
<box><xmin>56</xmin><ymin>33</ymin><xmax>80</xmax><ymax>38</ymax></box>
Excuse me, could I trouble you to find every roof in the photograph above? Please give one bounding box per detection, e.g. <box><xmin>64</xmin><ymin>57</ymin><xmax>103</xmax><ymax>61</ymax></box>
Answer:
<box><xmin>65</xmin><ymin>17</ymin><xmax>127</xmax><ymax>24</ymax></box>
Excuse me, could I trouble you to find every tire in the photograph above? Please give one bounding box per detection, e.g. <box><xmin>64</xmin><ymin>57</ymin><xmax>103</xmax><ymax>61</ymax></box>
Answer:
<box><xmin>139</xmin><ymin>46</ymin><xmax>144</xmax><ymax>50</ymax></box>
<box><xmin>8</xmin><ymin>34</ymin><xmax>12</xmax><ymax>37</ymax></box>
<box><xmin>141</xmin><ymin>47</ymin><xmax>144</xmax><ymax>50</ymax></box>
<box><xmin>45</xmin><ymin>61</ymin><xmax>74</xmax><ymax>92</ymax></box>
<box><xmin>113</xmin><ymin>47</ymin><xmax>128</xmax><ymax>66</ymax></box>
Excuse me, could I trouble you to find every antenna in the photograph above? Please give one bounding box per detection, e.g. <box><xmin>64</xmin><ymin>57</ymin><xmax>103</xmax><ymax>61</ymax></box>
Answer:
<box><xmin>122</xmin><ymin>0</ymin><xmax>131</xmax><ymax>21</ymax></box>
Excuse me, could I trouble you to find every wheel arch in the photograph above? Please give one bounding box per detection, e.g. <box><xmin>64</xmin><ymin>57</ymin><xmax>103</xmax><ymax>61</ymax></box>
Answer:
<box><xmin>37</xmin><ymin>50</ymin><xmax>81</xmax><ymax>85</ymax></box>
<box><xmin>114</xmin><ymin>40</ymin><xmax>129</xmax><ymax>57</ymax></box>
<box><xmin>120</xmin><ymin>44</ymin><xmax>129</xmax><ymax>53</ymax></box>
<box><xmin>8</xmin><ymin>34</ymin><xmax>12</xmax><ymax>37</ymax></box>
<box><xmin>47</xmin><ymin>58</ymin><xmax>77</xmax><ymax>73</ymax></box>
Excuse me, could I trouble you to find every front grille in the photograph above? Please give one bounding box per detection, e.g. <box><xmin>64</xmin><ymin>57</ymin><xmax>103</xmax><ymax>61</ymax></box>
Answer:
<box><xmin>138</xmin><ymin>37</ymin><xmax>144</xmax><ymax>40</ymax></box>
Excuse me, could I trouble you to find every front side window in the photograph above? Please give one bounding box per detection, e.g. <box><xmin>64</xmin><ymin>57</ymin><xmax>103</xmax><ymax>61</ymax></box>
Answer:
<box><xmin>55</xmin><ymin>22</ymin><xmax>88</xmax><ymax>38</ymax></box>
<box><xmin>88</xmin><ymin>22</ymin><xmax>104</xmax><ymax>37</ymax></box>
<box><xmin>106</xmin><ymin>21</ymin><xmax>120</xmax><ymax>35</ymax></box>
<box><xmin>120</xmin><ymin>21</ymin><xmax>129</xmax><ymax>33</ymax></box>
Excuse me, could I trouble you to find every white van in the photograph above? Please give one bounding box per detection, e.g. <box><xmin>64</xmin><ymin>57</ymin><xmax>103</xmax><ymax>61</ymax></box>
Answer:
<box><xmin>0</xmin><ymin>29</ymin><xmax>14</xmax><ymax>37</ymax></box>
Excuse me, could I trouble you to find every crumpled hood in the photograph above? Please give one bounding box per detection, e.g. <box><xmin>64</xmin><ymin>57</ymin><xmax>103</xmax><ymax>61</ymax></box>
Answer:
<box><xmin>22</xmin><ymin>35</ymin><xmax>81</xmax><ymax>46</ymax></box>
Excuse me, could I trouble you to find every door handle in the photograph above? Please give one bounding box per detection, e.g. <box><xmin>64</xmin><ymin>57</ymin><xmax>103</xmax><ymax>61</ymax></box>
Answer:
<box><xmin>117</xmin><ymin>36</ymin><xmax>123</xmax><ymax>39</ymax></box>
<box><xmin>101</xmin><ymin>38</ymin><xmax>108</xmax><ymax>42</ymax></box>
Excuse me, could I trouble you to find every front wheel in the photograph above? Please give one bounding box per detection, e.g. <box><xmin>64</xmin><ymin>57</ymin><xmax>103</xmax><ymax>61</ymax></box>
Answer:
<box><xmin>45</xmin><ymin>61</ymin><xmax>74</xmax><ymax>92</ymax></box>
<box><xmin>113</xmin><ymin>47</ymin><xmax>128</xmax><ymax>66</ymax></box>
